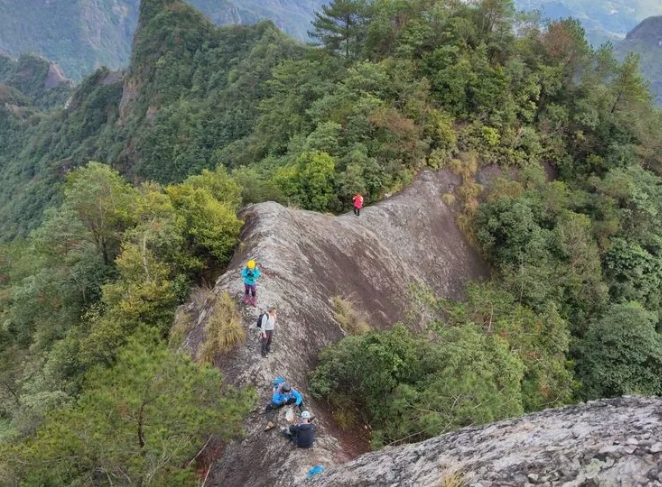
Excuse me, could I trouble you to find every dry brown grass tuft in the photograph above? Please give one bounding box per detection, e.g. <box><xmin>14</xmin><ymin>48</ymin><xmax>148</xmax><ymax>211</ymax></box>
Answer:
<box><xmin>446</xmin><ymin>151</ymin><xmax>483</xmax><ymax>243</ymax></box>
<box><xmin>197</xmin><ymin>291</ymin><xmax>245</xmax><ymax>364</ymax></box>
<box><xmin>456</xmin><ymin>180</ymin><xmax>483</xmax><ymax>202</ymax></box>
<box><xmin>442</xmin><ymin>193</ymin><xmax>456</xmax><ymax>205</ymax></box>
<box><xmin>332</xmin><ymin>296</ymin><xmax>370</xmax><ymax>335</ymax></box>
<box><xmin>332</xmin><ymin>406</ymin><xmax>357</xmax><ymax>431</ymax></box>
<box><xmin>438</xmin><ymin>469</ymin><xmax>466</xmax><ymax>487</ymax></box>
<box><xmin>448</xmin><ymin>151</ymin><xmax>479</xmax><ymax>180</ymax></box>
<box><xmin>189</xmin><ymin>284</ymin><xmax>215</xmax><ymax>309</ymax></box>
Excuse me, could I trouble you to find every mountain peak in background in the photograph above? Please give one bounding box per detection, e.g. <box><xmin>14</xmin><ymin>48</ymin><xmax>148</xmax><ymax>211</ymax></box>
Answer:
<box><xmin>514</xmin><ymin>0</ymin><xmax>662</xmax><ymax>46</ymax></box>
<box><xmin>624</xmin><ymin>15</ymin><xmax>662</xmax><ymax>43</ymax></box>
<box><xmin>616</xmin><ymin>15</ymin><xmax>662</xmax><ymax>104</ymax></box>
<box><xmin>0</xmin><ymin>0</ymin><xmax>326</xmax><ymax>80</ymax></box>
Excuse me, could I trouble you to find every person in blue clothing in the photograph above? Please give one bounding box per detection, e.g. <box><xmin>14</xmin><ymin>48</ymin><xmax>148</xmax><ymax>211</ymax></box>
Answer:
<box><xmin>241</xmin><ymin>260</ymin><xmax>261</xmax><ymax>306</ymax></box>
<box><xmin>264</xmin><ymin>378</ymin><xmax>304</xmax><ymax>430</ymax></box>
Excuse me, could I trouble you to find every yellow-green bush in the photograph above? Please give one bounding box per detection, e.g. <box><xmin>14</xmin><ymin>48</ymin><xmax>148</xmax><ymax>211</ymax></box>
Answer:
<box><xmin>333</xmin><ymin>296</ymin><xmax>370</xmax><ymax>335</ymax></box>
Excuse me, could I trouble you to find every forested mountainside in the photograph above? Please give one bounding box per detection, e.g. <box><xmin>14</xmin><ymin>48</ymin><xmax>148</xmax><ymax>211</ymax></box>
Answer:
<box><xmin>0</xmin><ymin>53</ymin><xmax>72</xmax><ymax>109</ymax></box>
<box><xmin>615</xmin><ymin>16</ymin><xmax>662</xmax><ymax>104</ymax></box>
<box><xmin>514</xmin><ymin>0</ymin><xmax>662</xmax><ymax>46</ymax></box>
<box><xmin>0</xmin><ymin>0</ymin><xmax>326</xmax><ymax>80</ymax></box>
<box><xmin>2</xmin><ymin>0</ymin><xmax>662</xmax><ymax>485</ymax></box>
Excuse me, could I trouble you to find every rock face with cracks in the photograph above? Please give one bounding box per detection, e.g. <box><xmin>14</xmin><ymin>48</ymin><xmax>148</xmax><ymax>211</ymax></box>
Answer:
<box><xmin>306</xmin><ymin>396</ymin><xmax>662</xmax><ymax>487</ymax></box>
<box><xmin>181</xmin><ymin>169</ymin><xmax>487</xmax><ymax>487</ymax></box>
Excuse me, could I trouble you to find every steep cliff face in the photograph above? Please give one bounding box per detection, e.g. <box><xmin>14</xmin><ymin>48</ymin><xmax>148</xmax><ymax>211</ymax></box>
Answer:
<box><xmin>306</xmin><ymin>396</ymin><xmax>662</xmax><ymax>487</ymax></box>
<box><xmin>180</xmin><ymin>169</ymin><xmax>488</xmax><ymax>486</ymax></box>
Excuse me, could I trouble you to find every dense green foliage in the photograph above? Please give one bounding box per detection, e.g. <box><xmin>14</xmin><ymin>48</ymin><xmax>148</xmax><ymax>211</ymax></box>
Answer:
<box><xmin>573</xmin><ymin>302</ymin><xmax>662</xmax><ymax>398</ymax></box>
<box><xmin>2</xmin><ymin>0</ymin><xmax>662</xmax><ymax>463</ymax></box>
<box><xmin>0</xmin><ymin>0</ymin><xmax>325</xmax><ymax>80</ymax></box>
<box><xmin>0</xmin><ymin>2</ymin><xmax>306</xmax><ymax>239</ymax></box>
<box><xmin>0</xmin><ymin>163</ymin><xmax>253</xmax><ymax>484</ymax></box>
<box><xmin>310</xmin><ymin>283</ymin><xmax>572</xmax><ymax>447</ymax></box>
<box><xmin>1</xmin><ymin>335</ymin><xmax>253</xmax><ymax>487</ymax></box>
<box><xmin>0</xmin><ymin>54</ymin><xmax>71</xmax><ymax>109</ymax></box>
<box><xmin>310</xmin><ymin>323</ymin><xmax>525</xmax><ymax>448</ymax></box>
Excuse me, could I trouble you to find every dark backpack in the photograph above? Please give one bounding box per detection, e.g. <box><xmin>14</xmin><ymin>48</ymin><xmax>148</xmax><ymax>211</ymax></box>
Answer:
<box><xmin>256</xmin><ymin>313</ymin><xmax>267</xmax><ymax>328</ymax></box>
<box><xmin>246</xmin><ymin>269</ymin><xmax>255</xmax><ymax>279</ymax></box>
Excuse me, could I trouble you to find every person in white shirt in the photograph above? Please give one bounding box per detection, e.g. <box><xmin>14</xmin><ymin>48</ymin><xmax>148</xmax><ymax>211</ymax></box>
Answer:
<box><xmin>260</xmin><ymin>307</ymin><xmax>277</xmax><ymax>357</ymax></box>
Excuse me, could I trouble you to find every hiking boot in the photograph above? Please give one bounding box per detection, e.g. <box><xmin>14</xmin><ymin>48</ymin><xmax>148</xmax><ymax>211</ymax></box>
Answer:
<box><xmin>251</xmin><ymin>296</ymin><xmax>257</xmax><ymax>307</ymax></box>
<box><xmin>244</xmin><ymin>296</ymin><xmax>250</xmax><ymax>305</ymax></box>
<box><xmin>264</xmin><ymin>421</ymin><xmax>275</xmax><ymax>431</ymax></box>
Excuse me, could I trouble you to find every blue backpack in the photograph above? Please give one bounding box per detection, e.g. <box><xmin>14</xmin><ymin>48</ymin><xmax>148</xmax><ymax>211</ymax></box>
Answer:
<box><xmin>306</xmin><ymin>466</ymin><xmax>325</xmax><ymax>480</ymax></box>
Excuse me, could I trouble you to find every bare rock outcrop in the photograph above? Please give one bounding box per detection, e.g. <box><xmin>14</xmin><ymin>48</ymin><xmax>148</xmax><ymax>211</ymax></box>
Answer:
<box><xmin>181</xmin><ymin>169</ymin><xmax>488</xmax><ymax>487</ymax></box>
<box><xmin>44</xmin><ymin>63</ymin><xmax>69</xmax><ymax>89</ymax></box>
<box><xmin>305</xmin><ymin>396</ymin><xmax>662</xmax><ymax>487</ymax></box>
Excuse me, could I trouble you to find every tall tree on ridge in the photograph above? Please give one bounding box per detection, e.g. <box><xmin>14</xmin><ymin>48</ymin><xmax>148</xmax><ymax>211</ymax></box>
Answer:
<box><xmin>309</xmin><ymin>0</ymin><xmax>371</xmax><ymax>60</ymax></box>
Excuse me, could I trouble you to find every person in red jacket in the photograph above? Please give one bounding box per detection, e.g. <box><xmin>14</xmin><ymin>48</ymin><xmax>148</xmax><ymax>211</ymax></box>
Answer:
<box><xmin>352</xmin><ymin>193</ymin><xmax>364</xmax><ymax>216</ymax></box>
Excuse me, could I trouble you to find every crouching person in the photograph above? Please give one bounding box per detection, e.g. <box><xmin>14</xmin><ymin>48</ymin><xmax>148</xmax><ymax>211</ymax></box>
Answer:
<box><xmin>264</xmin><ymin>378</ymin><xmax>303</xmax><ymax>430</ymax></box>
<box><xmin>282</xmin><ymin>411</ymin><xmax>316</xmax><ymax>448</ymax></box>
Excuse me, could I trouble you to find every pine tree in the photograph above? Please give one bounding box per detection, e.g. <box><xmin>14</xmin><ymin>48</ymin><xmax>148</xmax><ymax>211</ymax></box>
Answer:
<box><xmin>309</xmin><ymin>0</ymin><xmax>370</xmax><ymax>60</ymax></box>
<box><xmin>0</xmin><ymin>335</ymin><xmax>255</xmax><ymax>486</ymax></box>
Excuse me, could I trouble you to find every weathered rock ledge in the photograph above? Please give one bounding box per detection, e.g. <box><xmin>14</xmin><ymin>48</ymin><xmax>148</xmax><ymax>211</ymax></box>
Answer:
<box><xmin>305</xmin><ymin>396</ymin><xmax>662</xmax><ymax>487</ymax></box>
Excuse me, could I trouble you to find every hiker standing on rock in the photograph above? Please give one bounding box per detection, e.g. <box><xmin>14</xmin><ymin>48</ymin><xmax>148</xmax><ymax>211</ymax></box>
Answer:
<box><xmin>241</xmin><ymin>260</ymin><xmax>260</xmax><ymax>306</ymax></box>
<box><xmin>260</xmin><ymin>306</ymin><xmax>277</xmax><ymax>357</ymax></box>
<box><xmin>352</xmin><ymin>193</ymin><xmax>364</xmax><ymax>216</ymax></box>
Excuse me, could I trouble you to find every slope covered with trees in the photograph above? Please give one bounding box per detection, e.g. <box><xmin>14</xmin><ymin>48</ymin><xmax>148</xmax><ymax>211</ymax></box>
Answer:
<box><xmin>0</xmin><ymin>0</ymin><xmax>326</xmax><ymax>80</ymax></box>
<box><xmin>0</xmin><ymin>53</ymin><xmax>71</xmax><ymax>109</ymax></box>
<box><xmin>2</xmin><ymin>0</ymin><xmax>662</xmax><ymax>483</ymax></box>
<box><xmin>0</xmin><ymin>162</ymin><xmax>254</xmax><ymax>485</ymax></box>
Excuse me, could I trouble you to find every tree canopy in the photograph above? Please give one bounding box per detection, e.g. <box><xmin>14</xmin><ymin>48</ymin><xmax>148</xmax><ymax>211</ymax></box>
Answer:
<box><xmin>3</xmin><ymin>0</ymin><xmax>662</xmax><ymax>471</ymax></box>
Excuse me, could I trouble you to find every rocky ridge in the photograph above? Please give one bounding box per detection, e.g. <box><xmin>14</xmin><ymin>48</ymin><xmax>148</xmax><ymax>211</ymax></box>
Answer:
<box><xmin>181</xmin><ymin>169</ymin><xmax>662</xmax><ymax>487</ymax></box>
<box><xmin>181</xmin><ymin>169</ymin><xmax>488</xmax><ymax>486</ymax></box>
<box><xmin>306</xmin><ymin>396</ymin><xmax>662</xmax><ymax>487</ymax></box>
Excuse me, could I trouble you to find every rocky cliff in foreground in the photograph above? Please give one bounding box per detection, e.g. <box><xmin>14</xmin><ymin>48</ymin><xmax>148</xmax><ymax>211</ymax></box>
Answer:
<box><xmin>307</xmin><ymin>396</ymin><xmax>662</xmax><ymax>487</ymax></box>
<box><xmin>181</xmin><ymin>169</ymin><xmax>488</xmax><ymax>486</ymax></box>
